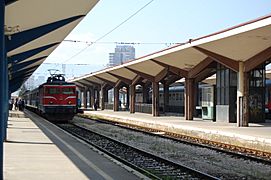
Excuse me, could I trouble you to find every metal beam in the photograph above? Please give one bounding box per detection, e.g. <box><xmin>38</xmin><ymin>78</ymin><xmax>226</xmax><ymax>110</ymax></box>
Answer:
<box><xmin>125</xmin><ymin>67</ymin><xmax>155</xmax><ymax>82</ymax></box>
<box><xmin>9</xmin><ymin>64</ymin><xmax>39</xmax><ymax>79</ymax></box>
<box><xmin>193</xmin><ymin>46</ymin><xmax>239</xmax><ymax>72</ymax></box>
<box><xmin>188</xmin><ymin>57</ymin><xmax>214</xmax><ymax>78</ymax></box>
<box><xmin>151</xmin><ymin>59</ymin><xmax>188</xmax><ymax>78</ymax></box>
<box><xmin>194</xmin><ymin>68</ymin><xmax>216</xmax><ymax>83</ymax></box>
<box><xmin>114</xmin><ymin>80</ymin><xmax>122</xmax><ymax>88</ymax></box>
<box><xmin>10</xmin><ymin>71</ymin><xmax>33</xmax><ymax>81</ymax></box>
<box><xmin>9</xmin><ymin>56</ymin><xmax>46</xmax><ymax>72</ymax></box>
<box><xmin>6</xmin><ymin>15</ymin><xmax>84</xmax><ymax>52</ymax></box>
<box><xmin>131</xmin><ymin>75</ymin><xmax>143</xmax><ymax>86</ymax></box>
<box><xmin>83</xmin><ymin>79</ymin><xmax>101</xmax><ymax>87</ymax></box>
<box><xmin>10</xmin><ymin>74</ymin><xmax>32</xmax><ymax>91</ymax></box>
<box><xmin>244</xmin><ymin>46</ymin><xmax>271</xmax><ymax>72</ymax></box>
<box><xmin>107</xmin><ymin>72</ymin><xmax>132</xmax><ymax>85</ymax></box>
<box><xmin>165</xmin><ymin>75</ymin><xmax>181</xmax><ymax>86</ymax></box>
<box><xmin>79</xmin><ymin>79</ymin><xmax>95</xmax><ymax>87</ymax></box>
<box><xmin>93</xmin><ymin>75</ymin><xmax>115</xmax><ymax>87</ymax></box>
<box><xmin>154</xmin><ymin>68</ymin><xmax>168</xmax><ymax>82</ymax></box>
<box><xmin>74</xmin><ymin>82</ymin><xmax>84</xmax><ymax>90</ymax></box>
<box><xmin>76</xmin><ymin>81</ymin><xmax>90</xmax><ymax>88</ymax></box>
<box><xmin>8</xmin><ymin>43</ymin><xmax>59</xmax><ymax>64</ymax></box>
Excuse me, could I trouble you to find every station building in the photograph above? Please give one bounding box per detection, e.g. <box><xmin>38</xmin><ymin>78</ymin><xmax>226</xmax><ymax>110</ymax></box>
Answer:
<box><xmin>71</xmin><ymin>14</ymin><xmax>271</xmax><ymax>127</ymax></box>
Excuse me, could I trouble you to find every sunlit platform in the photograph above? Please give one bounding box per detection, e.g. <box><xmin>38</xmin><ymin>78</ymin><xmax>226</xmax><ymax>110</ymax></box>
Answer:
<box><xmin>4</xmin><ymin>110</ymin><xmax>145</xmax><ymax>180</ymax></box>
<box><xmin>83</xmin><ymin>109</ymin><xmax>271</xmax><ymax>153</ymax></box>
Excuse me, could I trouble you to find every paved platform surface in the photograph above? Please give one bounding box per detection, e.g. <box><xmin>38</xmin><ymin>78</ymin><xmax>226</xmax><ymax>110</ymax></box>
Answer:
<box><xmin>4</xmin><ymin>110</ymin><xmax>147</xmax><ymax>180</ymax></box>
<box><xmin>83</xmin><ymin>110</ymin><xmax>271</xmax><ymax>153</ymax></box>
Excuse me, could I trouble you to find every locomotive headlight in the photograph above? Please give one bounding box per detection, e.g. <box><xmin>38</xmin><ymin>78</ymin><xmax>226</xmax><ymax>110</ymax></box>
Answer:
<box><xmin>68</xmin><ymin>101</ymin><xmax>71</xmax><ymax>104</ymax></box>
<box><xmin>49</xmin><ymin>101</ymin><xmax>53</xmax><ymax>104</ymax></box>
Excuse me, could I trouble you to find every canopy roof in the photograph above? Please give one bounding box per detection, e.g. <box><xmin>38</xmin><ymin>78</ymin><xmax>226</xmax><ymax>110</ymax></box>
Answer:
<box><xmin>5</xmin><ymin>0</ymin><xmax>99</xmax><ymax>92</ymax></box>
<box><xmin>71</xmin><ymin>14</ymin><xmax>271</xmax><ymax>88</ymax></box>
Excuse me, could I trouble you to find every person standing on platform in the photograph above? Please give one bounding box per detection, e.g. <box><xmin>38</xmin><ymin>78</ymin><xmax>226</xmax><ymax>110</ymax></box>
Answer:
<box><xmin>94</xmin><ymin>99</ymin><xmax>98</xmax><ymax>111</ymax></box>
<box><xmin>21</xmin><ymin>99</ymin><xmax>25</xmax><ymax>111</ymax></box>
<box><xmin>9</xmin><ymin>99</ymin><xmax>13</xmax><ymax>110</ymax></box>
<box><xmin>14</xmin><ymin>98</ymin><xmax>18</xmax><ymax>110</ymax></box>
<box><xmin>18</xmin><ymin>99</ymin><xmax>22</xmax><ymax>111</ymax></box>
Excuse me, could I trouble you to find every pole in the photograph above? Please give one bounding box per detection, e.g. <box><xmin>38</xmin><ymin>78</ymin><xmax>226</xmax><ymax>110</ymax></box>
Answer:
<box><xmin>0</xmin><ymin>0</ymin><xmax>5</xmax><ymax>178</ymax></box>
<box><xmin>3</xmin><ymin>25</ymin><xmax>7</xmax><ymax>141</ymax></box>
<box><xmin>237</xmin><ymin>61</ymin><xmax>244</xmax><ymax>127</ymax></box>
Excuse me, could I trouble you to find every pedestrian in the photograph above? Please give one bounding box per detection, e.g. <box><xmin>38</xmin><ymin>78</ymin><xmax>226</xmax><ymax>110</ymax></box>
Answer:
<box><xmin>14</xmin><ymin>98</ymin><xmax>18</xmax><ymax>110</ymax></box>
<box><xmin>94</xmin><ymin>99</ymin><xmax>98</xmax><ymax>111</ymax></box>
<box><xmin>21</xmin><ymin>99</ymin><xmax>25</xmax><ymax>110</ymax></box>
<box><xmin>9</xmin><ymin>99</ymin><xmax>13</xmax><ymax>110</ymax></box>
<box><xmin>18</xmin><ymin>99</ymin><xmax>22</xmax><ymax>111</ymax></box>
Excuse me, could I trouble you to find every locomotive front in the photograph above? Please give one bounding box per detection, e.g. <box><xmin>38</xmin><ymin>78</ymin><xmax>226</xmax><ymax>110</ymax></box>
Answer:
<box><xmin>40</xmin><ymin>74</ymin><xmax>77</xmax><ymax>122</ymax></box>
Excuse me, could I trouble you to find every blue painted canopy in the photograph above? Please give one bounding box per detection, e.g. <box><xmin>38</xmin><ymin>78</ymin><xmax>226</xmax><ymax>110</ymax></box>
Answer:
<box><xmin>5</xmin><ymin>0</ymin><xmax>99</xmax><ymax>93</ymax></box>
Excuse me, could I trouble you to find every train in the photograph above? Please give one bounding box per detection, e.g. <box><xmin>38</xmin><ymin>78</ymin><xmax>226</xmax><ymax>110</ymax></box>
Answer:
<box><xmin>135</xmin><ymin>81</ymin><xmax>271</xmax><ymax>119</ymax></box>
<box><xmin>134</xmin><ymin>83</ymin><xmax>213</xmax><ymax>116</ymax></box>
<box><xmin>23</xmin><ymin>74</ymin><xmax>271</xmax><ymax>122</ymax></box>
<box><xmin>23</xmin><ymin>74</ymin><xmax>77</xmax><ymax>122</ymax></box>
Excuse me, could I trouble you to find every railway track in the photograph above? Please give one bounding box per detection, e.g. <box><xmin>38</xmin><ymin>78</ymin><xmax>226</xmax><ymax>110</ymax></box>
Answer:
<box><xmin>57</xmin><ymin>123</ymin><xmax>218</xmax><ymax>180</ymax></box>
<box><xmin>78</xmin><ymin>114</ymin><xmax>271</xmax><ymax>163</ymax></box>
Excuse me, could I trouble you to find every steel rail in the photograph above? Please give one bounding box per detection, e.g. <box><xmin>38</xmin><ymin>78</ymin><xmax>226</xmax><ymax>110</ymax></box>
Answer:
<box><xmin>58</xmin><ymin>123</ymin><xmax>219</xmax><ymax>180</ymax></box>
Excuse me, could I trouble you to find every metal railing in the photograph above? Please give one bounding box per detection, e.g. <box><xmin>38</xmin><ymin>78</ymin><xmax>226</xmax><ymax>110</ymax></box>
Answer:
<box><xmin>135</xmin><ymin>103</ymin><xmax>152</xmax><ymax>114</ymax></box>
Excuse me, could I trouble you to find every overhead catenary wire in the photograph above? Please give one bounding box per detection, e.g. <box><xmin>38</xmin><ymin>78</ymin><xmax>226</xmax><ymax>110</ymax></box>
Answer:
<box><xmin>63</xmin><ymin>39</ymin><xmax>181</xmax><ymax>46</ymax></box>
<box><xmin>61</xmin><ymin>0</ymin><xmax>155</xmax><ymax>64</ymax></box>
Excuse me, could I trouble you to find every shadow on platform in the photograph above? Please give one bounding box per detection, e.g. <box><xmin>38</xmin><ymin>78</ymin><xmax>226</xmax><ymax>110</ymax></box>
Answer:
<box><xmin>5</xmin><ymin>140</ymin><xmax>54</xmax><ymax>145</ymax></box>
<box><xmin>7</xmin><ymin>127</ymin><xmax>40</xmax><ymax>130</ymax></box>
<box><xmin>30</xmin><ymin>114</ymin><xmax>99</xmax><ymax>179</ymax></box>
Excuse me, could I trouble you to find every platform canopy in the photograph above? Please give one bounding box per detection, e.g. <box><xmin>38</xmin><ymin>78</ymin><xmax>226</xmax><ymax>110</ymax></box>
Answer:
<box><xmin>5</xmin><ymin>0</ymin><xmax>99</xmax><ymax>93</ymax></box>
<box><xmin>70</xmin><ymin>14</ymin><xmax>271</xmax><ymax>88</ymax></box>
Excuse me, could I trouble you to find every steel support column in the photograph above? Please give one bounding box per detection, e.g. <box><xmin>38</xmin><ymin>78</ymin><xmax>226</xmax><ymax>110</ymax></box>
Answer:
<box><xmin>101</xmin><ymin>86</ymin><xmax>105</xmax><ymax>110</ymax></box>
<box><xmin>104</xmin><ymin>88</ymin><xmax>108</xmax><ymax>103</ymax></box>
<box><xmin>163</xmin><ymin>83</ymin><xmax>169</xmax><ymax>113</ymax></box>
<box><xmin>79</xmin><ymin>90</ymin><xmax>83</xmax><ymax>107</ymax></box>
<box><xmin>3</xmin><ymin>27</ymin><xmax>7</xmax><ymax>141</ymax></box>
<box><xmin>90</xmin><ymin>87</ymin><xmax>94</xmax><ymax>109</ymax></box>
<box><xmin>0</xmin><ymin>0</ymin><xmax>5</xmax><ymax>178</ymax></box>
<box><xmin>114</xmin><ymin>87</ymin><xmax>119</xmax><ymax>111</ymax></box>
<box><xmin>126</xmin><ymin>86</ymin><xmax>129</xmax><ymax>110</ymax></box>
<box><xmin>237</xmin><ymin>61</ymin><xmax>249</xmax><ymax>126</ymax></box>
<box><xmin>185</xmin><ymin>78</ymin><xmax>195</xmax><ymax>120</ymax></box>
<box><xmin>129</xmin><ymin>84</ymin><xmax>135</xmax><ymax>113</ymax></box>
<box><xmin>142</xmin><ymin>84</ymin><xmax>148</xmax><ymax>103</ymax></box>
<box><xmin>152</xmin><ymin>82</ymin><xmax>159</xmax><ymax>116</ymax></box>
<box><xmin>243</xmin><ymin>72</ymin><xmax>249</xmax><ymax>126</ymax></box>
<box><xmin>83</xmin><ymin>88</ymin><xmax>87</xmax><ymax>109</ymax></box>
<box><xmin>96</xmin><ymin>88</ymin><xmax>100</xmax><ymax>108</ymax></box>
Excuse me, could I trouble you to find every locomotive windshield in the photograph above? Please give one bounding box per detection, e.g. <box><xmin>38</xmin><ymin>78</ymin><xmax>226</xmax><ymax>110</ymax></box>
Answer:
<box><xmin>62</xmin><ymin>87</ymin><xmax>75</xmax><ymax>95</ymax></box>
<box><xmin>46</xmin><ymin>87</ymin><xmax>60</xmax><ymax>94</ymax></box>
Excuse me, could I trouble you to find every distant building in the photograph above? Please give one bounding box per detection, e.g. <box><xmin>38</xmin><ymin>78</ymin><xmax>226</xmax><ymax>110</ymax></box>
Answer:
<box><xmin>62</xmin><ymin>64</ymin><xmax>66</xmax><ymax>75</ymax></box>
<box><xmin>108</xmin><ymin>45</ymin><xmax>135</xmax><ymax>67</ymax></box>
<box><xmin>37</xmin><ymin>75</ymin><xmax>45</xmax><ymax>86</ymax></box>
<box><xmin>25</xmin><ymin>76</ymin><xmax>35</xmax><ymax>90</ymax></box>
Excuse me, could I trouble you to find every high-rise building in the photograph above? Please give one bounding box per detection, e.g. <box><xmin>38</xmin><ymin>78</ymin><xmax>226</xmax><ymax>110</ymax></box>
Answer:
<box><xmin>37</xmin><ymin>75</ymin><xmax>45</xmax><ymax>86</ymax></box>
<box><xmin>108</xmin><ymin>45</ymin><xmax>135</xmax><ymax>67</ymax></box>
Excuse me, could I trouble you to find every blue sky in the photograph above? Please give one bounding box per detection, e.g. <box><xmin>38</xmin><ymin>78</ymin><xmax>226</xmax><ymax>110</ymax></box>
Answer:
<box><xmin>39</xmin><ymin>0</ymin><xmax>271</xmax><ymax>77</ymax></box>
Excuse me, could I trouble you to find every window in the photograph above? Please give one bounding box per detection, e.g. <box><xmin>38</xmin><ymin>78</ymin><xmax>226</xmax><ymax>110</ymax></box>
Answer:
<box><xmin>62</xmin><ymin>88</ymin><xmax>75</xmax><ymax>95</ymax></box>
<box><xmin>46</xmin><ymin>88</ymin><xmax>60</xmax><ymax>94</ymax></box>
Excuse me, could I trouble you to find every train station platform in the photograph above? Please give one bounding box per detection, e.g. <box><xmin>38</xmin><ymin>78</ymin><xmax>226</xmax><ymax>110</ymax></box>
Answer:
<box><xmin>82</xmin><ymin>110</ymin><xmax>271</xmax><ymax>154</ymax></box>
<box><xmin>4</xmin><ymin>110</ymin><xmax>147</xmax><ymax>180</ymax></box>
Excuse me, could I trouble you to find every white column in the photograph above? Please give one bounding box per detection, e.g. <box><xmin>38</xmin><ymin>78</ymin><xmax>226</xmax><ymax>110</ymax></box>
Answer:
<box><xmin>237</xmin><ymin>61</ymin><xmax>244</xmax><ymax>127</ymax></box>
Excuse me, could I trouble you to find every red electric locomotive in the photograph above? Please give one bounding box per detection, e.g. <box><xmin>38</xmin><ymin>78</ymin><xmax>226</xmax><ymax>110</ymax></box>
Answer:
<box><xmin>24</xmin><ymin>74</ymin><xmax>77</xmax><ymax>122</ymax></box>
